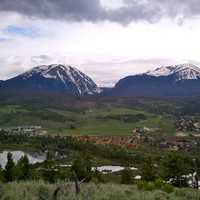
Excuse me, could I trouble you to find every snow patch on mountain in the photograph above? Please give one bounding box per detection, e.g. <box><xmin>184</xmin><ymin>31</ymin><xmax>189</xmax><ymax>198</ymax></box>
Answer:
<box><xmin>145</xmin><ymin>63</ymin><xmax>200</xmax><ymax>81</ymax></box>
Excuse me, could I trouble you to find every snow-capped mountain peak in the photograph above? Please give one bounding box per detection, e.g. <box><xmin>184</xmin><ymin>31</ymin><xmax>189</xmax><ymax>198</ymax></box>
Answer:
<box><xmin>145</xmin><ymin>63</ymin><xmax>200</xmax><ymax>80</ymax></box>
<box><xmin>6</xmin><ymin>64</ymin><xmax>100</xmax><ymax>96</ymax></box>
<box><xmin>24</xmin><ymin>64</ymin><xmax>81</xmax><ymax>79</ymax></box>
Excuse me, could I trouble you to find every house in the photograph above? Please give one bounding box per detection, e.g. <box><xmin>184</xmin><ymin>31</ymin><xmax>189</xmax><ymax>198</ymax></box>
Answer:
<box><xmin>0</xmin><ymin>126</ymin><xmax>42</xmax><ymax>136</ymax></box>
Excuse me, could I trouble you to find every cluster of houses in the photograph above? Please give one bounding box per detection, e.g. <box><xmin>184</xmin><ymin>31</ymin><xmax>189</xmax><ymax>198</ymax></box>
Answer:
<box><xmin>132</xmin><ymin>125</ymin><xmax>200</xmax><ymax>152</ymax></box>
<box><xmin>0</xmin><ymin>126</ymin><xmax>43</xmax><ymax>136</ymax></box>
<box><xmin>158</xmin><ymin>139</ymin><xmax>198</xmax><ymax>151</ymax></box>
<box><xmin>176</xmin><ymin>117</ymin><xmax>200</xmax><ymax>132</ymax></box>
<box><xmin>133</xmin><ymin>126</ymin><xmax>159</xmax><ymax>134</ymax></box>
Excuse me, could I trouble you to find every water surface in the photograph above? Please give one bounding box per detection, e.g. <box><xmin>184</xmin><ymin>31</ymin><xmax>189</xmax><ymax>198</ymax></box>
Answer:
<box><xmin>0</xmin><ymin>150</ymin><xmax>46</xmax><ymax>168</ymax></box>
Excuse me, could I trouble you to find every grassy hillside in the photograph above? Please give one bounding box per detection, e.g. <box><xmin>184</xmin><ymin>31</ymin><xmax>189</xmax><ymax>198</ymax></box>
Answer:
<box><xmin>1</xmin><ymin>181</ymin><xmax>200</xmax><ymax>200</ymax></box>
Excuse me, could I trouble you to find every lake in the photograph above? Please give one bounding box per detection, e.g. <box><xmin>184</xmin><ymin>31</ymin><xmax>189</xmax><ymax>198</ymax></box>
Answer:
<box><xmin>0</xmin><ymin>150</ymin><xmax>46</xmax><ymax>168</ymax></box>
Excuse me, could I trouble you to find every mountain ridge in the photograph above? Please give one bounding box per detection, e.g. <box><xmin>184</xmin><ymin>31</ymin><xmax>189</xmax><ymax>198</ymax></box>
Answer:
<box><xmin>2</xmin><ymin>64</ymin><xmax>100</xmax><ymax>96</ymax></box>
<box><xmin>110</xmin><ymin>63</ymin><xmax>200</xmax><ymax>97</ymax></box>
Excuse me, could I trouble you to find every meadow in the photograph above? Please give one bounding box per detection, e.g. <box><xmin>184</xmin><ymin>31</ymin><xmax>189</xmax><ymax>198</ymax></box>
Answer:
<box><xmin>0</xmin><ymin>103</ymin><xmax>176</xmax><ymax>136</ymax></box>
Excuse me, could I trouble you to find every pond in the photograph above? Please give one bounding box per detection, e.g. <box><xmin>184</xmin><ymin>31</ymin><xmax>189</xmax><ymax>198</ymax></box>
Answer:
<box><xmin>92</xmin><ymin>165</ymin><xmax>138</xmax><ymax>174</ymax></box>
<box><xmin>0</xmin><ymin>150</ymin><xmax>46</xmax><ymax>168</ymax></box>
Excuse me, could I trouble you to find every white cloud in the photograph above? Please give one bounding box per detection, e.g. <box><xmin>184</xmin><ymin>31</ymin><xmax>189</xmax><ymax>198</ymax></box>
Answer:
<box><xmin>1</xmin><ymin>12</ymin><xmax>200</xmax><ymax>86</ymax></box>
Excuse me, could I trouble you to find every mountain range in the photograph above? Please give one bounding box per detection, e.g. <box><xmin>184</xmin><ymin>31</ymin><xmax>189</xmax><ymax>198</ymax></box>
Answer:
<box><xmin>1</xmin><ymin>63</ymin><xmax>200</xmax><ymax>97</ymax></box>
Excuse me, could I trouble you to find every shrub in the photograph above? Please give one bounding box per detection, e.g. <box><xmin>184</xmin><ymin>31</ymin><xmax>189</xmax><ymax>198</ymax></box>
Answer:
<box><xmin>121</xmin><ymin>168</ymin><xmax>133</xmax><ymax>184</ymax></box>
<box><xmin>174</xmin><ymin>189</ymin><xmax>185</xmax><ymax>197</ymax></box>
<box><xmin>161</xmin><ymin>184</ymin><xmax>174</xmax><ymax>194</ymax></box>
<box><xmin>137</xmin><ymin>181</ymin><xmax>148</xmax><ymax>190</ymax></box>
<box><xmin>3</xmin><ymin>196</ymin><xmax>11</xmax><ymax>200</ymax></box>
<box><xmin>92</xmin><ymin>169</ymin><xmax>105</xmax><ymax>184</ymax></box>
<box><xmin>145</xmin><ymin>182</ymin><xmax>156</xmax><ymax>191</ymax></box>
<box><xmin>38</xmin><ymin>186</ymin><xmax>50</xmax><ymax>200</ymax></box>
<box><xmin>154</xmin><ymin>191</ymin><xmax>169</xmax><ymax>200</ymax></box>
<box><xmin>154</xmin><ymin>178</ymin><xmax>165</xmax><ymax>189</ymax></box>
<box><xmin>0</xmin><ymin>184</ymin><xmax>4</xmax><ymax>199</ymax></box>
<box><xmin>137</xmin><ymin>180</ymin><xmax>174</xmax><ymax>194</ymax></box>
<box><xmin>141</xmin><ymin>157</ymin><xmax>156</xmax><ymax>182</ymax></box>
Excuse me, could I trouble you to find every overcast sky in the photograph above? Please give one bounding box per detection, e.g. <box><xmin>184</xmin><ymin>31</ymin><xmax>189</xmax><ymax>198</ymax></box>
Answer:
<box><xmin>1</xmin><ymin>0</ymin><xmax>200</xmax><ymax>86</ymax></box>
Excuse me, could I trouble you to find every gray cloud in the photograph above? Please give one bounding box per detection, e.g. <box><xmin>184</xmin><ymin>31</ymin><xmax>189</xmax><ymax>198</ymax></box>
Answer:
<box><xmin>0</xmin><ymin>0</ymin><xmax>200</xmax><ymax>24</ymax></box>
<box><xmin>0</xmin><ymin>0</ymin><xmax>103</xmax><ymax>22</ymax></box>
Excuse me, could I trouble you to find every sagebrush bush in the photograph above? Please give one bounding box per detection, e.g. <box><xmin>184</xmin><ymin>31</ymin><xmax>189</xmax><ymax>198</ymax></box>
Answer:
<box><xmin>38</xmin><ymin>186</ymin><xmax>50</xmax><ymax>200</ymax></box>
<box><xmin>161</xmin><ymin>184</ymin><xmax>174</xmax><ymax>194</ymax></box>
<box><xmin>146</xmin><ymin>182</ymin><xmax>156</xmax><ymax>191</ymax></box>
<box><xmin>137</xmin><ymin>180</ymin><xmax>148</xmax><ymax>190</ymax></box>
<box><xmin>154</xmin><ymin>191</ymin><xmax>169</xmax><ymax>200</ymax></box>
<box><xmin>3</xmin><ymin>196</ymin><xmax>11</xmax><ymax>200</ymax></box>
<box><xmin>154</xmin><ymin>179</ymin><xmax>164</xmax><ymax>189</ymax></box>
<box><xmin>137</xmin><ymin>181</ymin><xmax>156</xmax><ymax>191</ymax></box>
<box><xmin>0</xmin><ymin>184</ymin><xmax>4</xmax><ymax>199</ymax></box>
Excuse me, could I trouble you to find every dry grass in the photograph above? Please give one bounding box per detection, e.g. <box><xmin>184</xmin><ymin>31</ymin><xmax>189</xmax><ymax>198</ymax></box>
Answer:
<box><xmin>0</xmin><ymin>181</ymin><xmax>200</xmax><ymax>200</ymax></box>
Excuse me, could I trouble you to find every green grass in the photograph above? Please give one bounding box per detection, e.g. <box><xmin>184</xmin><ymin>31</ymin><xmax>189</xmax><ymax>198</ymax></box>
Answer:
<box><xmin>0</xmin><ymin>104</ymin><xmax>175</xmax><ymax>136</ymax></box>
<box><xmin>0</xmin><ymin>105</ymin><xmax>18</xmax><ymax>113</ymax></box>
<box><xmin>1</xmin><ymin>181</ymin><xmax>200</xmax><ymax>200</ymax></box>
<box><xmin>63</xmin><ymin>107</ymin><xmax>175</xmax><ymax>136</ymax></box>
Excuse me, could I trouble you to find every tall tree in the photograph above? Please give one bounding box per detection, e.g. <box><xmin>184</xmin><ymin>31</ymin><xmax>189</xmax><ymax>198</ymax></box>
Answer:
<box><xmin>71</xmin><ymin>154</ymin><xmax>92</xmax><ymax>182</ymax></box>
<box><xmin>4</xmin><ymin>152</ymin><xmax>15</xmax><ymax>182</ymax></box>
<box><xmin>42</xmin><ymin>151</ymin><xmax>56</xmax><ymax>183</ymax></box>
<box><xmin>15</xmin><ymin>155</ymin><xmax>30</xmax><ymax>180</ymax></box>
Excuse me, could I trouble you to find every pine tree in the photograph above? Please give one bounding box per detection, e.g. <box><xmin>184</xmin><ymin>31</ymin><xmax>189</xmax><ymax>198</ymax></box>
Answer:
<box><xmin>42</xmin><ymin>151</ymin><xmax>56</xmax><ymax>183</ymax></box>
<box><xmin>16</xmin><ymin>155</ymin><xmax>30</xmax><ymax>180</ymax></box>
<box><xmin>4</xmin><ymin>152</ymin><xmax>15</xmax><ymax>182</ymax></box>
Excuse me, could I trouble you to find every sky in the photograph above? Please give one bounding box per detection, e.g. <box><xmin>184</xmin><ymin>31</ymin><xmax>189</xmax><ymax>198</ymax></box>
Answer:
<box><xmin>1</xmin><ymin>0</ymin><xmax>200</xmax><ymax>86</ymax></box>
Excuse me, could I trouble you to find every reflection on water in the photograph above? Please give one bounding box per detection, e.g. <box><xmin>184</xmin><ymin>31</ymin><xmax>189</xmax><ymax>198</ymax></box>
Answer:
<box><xmin>0</xmin><ymin>150</ymin><xmax>46</xmax><ymax>168</ymax></box>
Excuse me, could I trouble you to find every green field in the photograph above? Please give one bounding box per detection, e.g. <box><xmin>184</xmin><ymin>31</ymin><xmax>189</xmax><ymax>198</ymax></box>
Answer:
<box><xmin>1</xmin><ymin>95</ymin><xmax>200</xmax><ymax>137</ymax></box>
<box><xmin>0</xmin><ymin>103</ymin><xmax>176</xmax><ymax>136</ymax></box>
